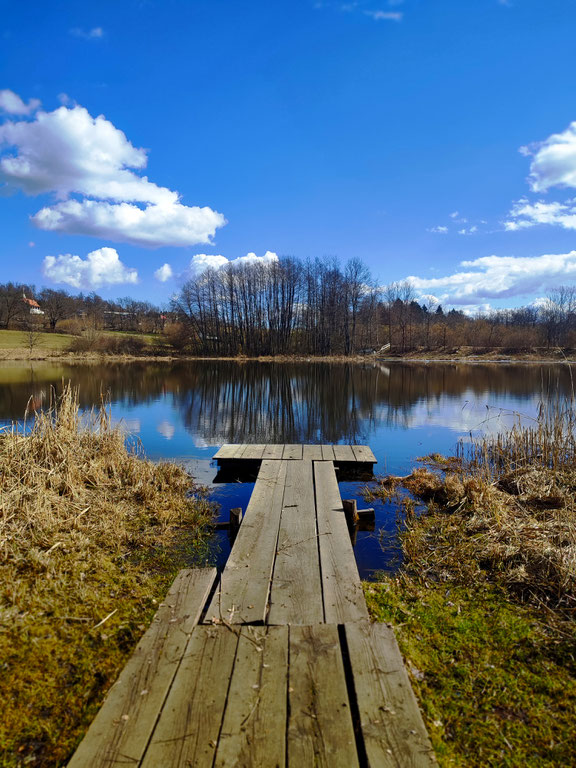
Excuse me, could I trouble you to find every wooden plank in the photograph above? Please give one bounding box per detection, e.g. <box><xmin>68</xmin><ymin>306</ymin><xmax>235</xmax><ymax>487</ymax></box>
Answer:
<box><xmin>321</xmin><ymin>444</ymin><xmax>335</xmax><ymax>461</ymax></box>
<box><xmin>283</xmin><ymin>444</ymin><xmax>303</xmax><ymax>460</ymax></box>
<box><xmin>214</xmin><ymin>626</ymin><xmax>288</xmax><ymax>767</ymax></box>
<box><xmin>303</xmin><ymin>444</ymin><xmax>323</xmax><ymax>460</ymax></box>
<box><xmin>351</xmin><ymin>444</ymin><xmax>377</xmax><ymax>463</ymax></box>
<box><xmin>68</xmin><ymin>568</ymin><xmax>217</xmax><ymax>768</ymax></box>
<box><xmin>288</xmin><ymin>625</ymin><xmax>359</xmax><ymax>768</ymax></box>
<box><xmin>141</xmin><ymin>625</ymin><xmax>238</xmax><ymax>768</ymax></box>
<box><xmin>263</xmin><ymin>443</ymin><xmax>284</xmax><ymax>459</ymax></box>
<box><xmin>205</xmin><ymin>460</ymin><xmax>288</xmax><ymax>624</ymax></box>
<box><xmin>240</xmin><ymin>444</ymin><xmax>266</xmax><ymax>460</ymax></box>
<box><xmin>268</xmin><ymin>460</ymin><xmax>323</xmax><ymax>625</ymax></box>
<box><xmin>333</xmin><ymin>444</ymin><xmax>356</xmax><ymax>462</ymax></box>
<box><xmin>344</xmin><ymin>622</ymin><xmax>435</xmax><ymax>767</ymax></box>
<box><xmin>314</xmin><ymin>462</ymin><xmax>369</xmax><ymax>623</ymax></box>
<box><xmin>213</xmin><ymin>444</ymin><xmax>243</xmax><ymax>461</ymax></box>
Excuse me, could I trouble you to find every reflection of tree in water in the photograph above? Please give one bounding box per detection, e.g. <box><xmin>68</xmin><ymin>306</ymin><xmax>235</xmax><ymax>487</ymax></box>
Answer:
<box><xmin>172</xmin><ymin>363</ymin><xmax>377</xmax><ymax>444</ymax></box>
<box><xmin>0</xmin><ymin>361</ymin><xmax>574</xmax><ymax>444</ymax></box>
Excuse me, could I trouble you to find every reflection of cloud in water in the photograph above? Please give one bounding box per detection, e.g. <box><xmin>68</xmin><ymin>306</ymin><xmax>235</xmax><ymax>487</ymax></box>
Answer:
<box><xmin>377</xmin><ymin>391</ymin><xmax>542</xmax><ymax>436</ymax></box>
<box><xmin>157</xmin><ymin>420</ymin><xmax>175</xmax><ymax>440</ymax></box>
<box><xmin>192</xmin><ymin>435</ymin><xmax>217</xmax><ymax>448</ymax></box>
<box><xmin>113</xmin><ymin>418</ymin><xmax>141</xmax><ymax>433</ymax></box>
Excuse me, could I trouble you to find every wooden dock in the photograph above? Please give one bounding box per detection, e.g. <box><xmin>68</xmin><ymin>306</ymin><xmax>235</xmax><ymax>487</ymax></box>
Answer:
<box><xmin>69</xmin><ymin>445</ymin><xmax>435</xmax><ymax>768</ymax></box>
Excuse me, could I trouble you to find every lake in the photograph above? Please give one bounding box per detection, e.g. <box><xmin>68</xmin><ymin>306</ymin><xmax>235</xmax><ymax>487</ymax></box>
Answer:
<box><xmin>1</xmin><ymin>359</ymin><xmax>572</xmax><ymax>578</ymax></box>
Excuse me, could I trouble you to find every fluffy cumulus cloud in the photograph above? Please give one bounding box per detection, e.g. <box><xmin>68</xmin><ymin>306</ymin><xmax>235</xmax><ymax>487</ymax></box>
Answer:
<box><xmin>505</xmin><ymin>198</ymin><xmax>576</xmax><ymax>231</ymax></box>
<box><xmin>32</xmin><ymin>199</ymin><xmax>225</xmax><ymax>248</ymax></box>
<box><xmin>43</xmin><ymin>247</ymin><xmax>138</xmax><ymax>289</ymax></box>
<box><xmin>154</xmin><ymin>262</ymin><xmax>173</xmax><ymax>282</ymax></box>
<box><xmin>521</xmin><ymin>122</ymin><xmax>576</xmax><ymax>192</ymax></box>
<box><xmin>188</xmin><ymin>250</ymin><xmax>278</xmax><ymax>275</ymax></box>
<box><xmin>0</xmin><ymin>96</ymin><xmax>226</xmax><ymax>247</ymax></box>
<box><xmin>0</xmin><ymin>89</ymin><xmax>41</xmax><ymax>115</ymax></box>
<box><xmin>407</xmin><ymin>250</ymin><xmax>576</xmax><ymax>305</ymax></box>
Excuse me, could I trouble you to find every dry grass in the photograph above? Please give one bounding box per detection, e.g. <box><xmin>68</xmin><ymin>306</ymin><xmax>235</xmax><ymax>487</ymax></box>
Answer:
<box><xmin>366</xmin><ymin>400</ymin><xmax>576</xmax><ymax>612</ymax></box>
<box><xmin>0</xmin><ymin>384</ymin><xmax>215</xmax><ymax>766</ymax></box>
<box><xmin>365</xmin><ymin>400</ymin><xmax>576</xmax><ymax>766</ymax></box>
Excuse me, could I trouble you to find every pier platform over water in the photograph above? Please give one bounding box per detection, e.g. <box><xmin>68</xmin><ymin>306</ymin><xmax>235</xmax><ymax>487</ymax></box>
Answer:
<box><xmin>69</xmin><ymin>446</ymin><xmax>434</xmax><ymax>768</ymax></box>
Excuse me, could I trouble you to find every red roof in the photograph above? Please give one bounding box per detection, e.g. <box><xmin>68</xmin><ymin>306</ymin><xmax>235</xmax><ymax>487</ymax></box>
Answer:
<box><xmin>23</xmin><ymin>297</ymin><xmax>40</xmax><ymax>308</ymax></box>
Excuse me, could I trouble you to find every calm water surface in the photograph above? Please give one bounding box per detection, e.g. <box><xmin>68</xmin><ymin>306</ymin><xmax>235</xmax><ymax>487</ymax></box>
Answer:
<box><xmin>1</xmin><ymin>360</ymin><xmax>572</xmax><ymax>578</ymax></box>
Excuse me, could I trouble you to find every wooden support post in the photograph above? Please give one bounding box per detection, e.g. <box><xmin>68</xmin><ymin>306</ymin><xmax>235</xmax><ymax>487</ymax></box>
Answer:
<box><xmin>342</xmin><ymin>499</ymin><xmax>358</xmax><ymax>526</ymax></box>
<box><xmin>343</xmin><ymin>499</ymin><xmax>359</xmax><ymax>546</ymax></box>
<box><xmin>357</xmin><ymin>506</ymin><xmax>375</xmax><ymax>521</ymax></box>
<box><xmin>229</xmin><ymin>507</ymin><xmax>243</xmax><ymax>539</ymax></box>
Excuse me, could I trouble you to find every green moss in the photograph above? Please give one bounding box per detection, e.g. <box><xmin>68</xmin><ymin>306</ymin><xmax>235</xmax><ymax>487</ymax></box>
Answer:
<box><xmin>365</xmin><ymin>579</ymin><xmax>576</xmax><ymax>767</ymax></box>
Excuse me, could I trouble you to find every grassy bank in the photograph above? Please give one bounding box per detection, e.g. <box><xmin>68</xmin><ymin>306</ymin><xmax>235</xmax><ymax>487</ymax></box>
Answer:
<box><xmin>0</xmin><ymin>386</ymin><xmax>215</xmax><ymax>767</ymax></box>
<box><xmin>2</xmin><ymin>329</ymin><xmax>576</xmax><ymax>364</ymax></box>
<box><xmin>364</xmin><ymin>403</ymin><xmax>576</xmax><ymax>767</ymax></box>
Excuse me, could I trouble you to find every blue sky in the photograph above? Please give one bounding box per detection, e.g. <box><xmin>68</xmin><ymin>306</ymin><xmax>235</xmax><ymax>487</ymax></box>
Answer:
<box><xmin>1</xmin><ymin>0</ymin><xmax>576</xmax><ymax>310</ymax></box>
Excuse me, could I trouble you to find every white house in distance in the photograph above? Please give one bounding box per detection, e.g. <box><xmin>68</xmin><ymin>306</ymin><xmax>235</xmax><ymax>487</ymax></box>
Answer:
<box><xmin>22</xmin><ymin>293</ymin><xmax>44</xmax><ymax>315</ymax></box>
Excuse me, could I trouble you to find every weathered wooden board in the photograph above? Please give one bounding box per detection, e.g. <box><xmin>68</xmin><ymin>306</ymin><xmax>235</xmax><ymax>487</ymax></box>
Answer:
<box><xmin>141</xmin><ymin>625</ymin><xmax>238</xmax><ymax>768</ymax></box>
<box><xmin>215</xmin><ymin>444</ymin><xmax>376</xmax><ymax>463</ymax></box>
<box><xmin>213</xmin><ymin>444</ymin><xmax>244</xmax><ymax>460</ymax></box>
<box><xmin>263</xmin><ymin>443</ymin><xmax>284</xmax><ymax>459</ymax></box>
<box><xmin>68</xmin><ymin>568</ymin><xmax>217</xmax><ymax>768</ymax></box>
<box><xmin>239</xmin><ymin>444</ymin><xmax>266</xmax><ymax>460</ymax></box>
<box><xmin>282</xmin><ymin>444</ymin><xmax>303</xmax><ymax>460</ymax></box>
<box><xmin>321</xmin><ymin>444</ymin><xmax>336</xmax><ymax>461</ymax></box>
<box><xmin>314</xmin><ymin>461</ymin><xmax>369</xmax><ymax>623</ymax></box>
<box><xmin>268</xmin><ymin>460</ymin><xmax>324</xmax><ymax>625</ymax></box>
<box><xmin>288</xmin><ymin>625</ymin><xmax>359</xmax><ymax>768</ymax></box>
<box><xmin>333</xmin><ymin>444</ymin><xmax>356</xmax><ymax>462</ymax></box>
<box><xmin>302</xmin><ymin>444</ymin><xmax>323</xmax><ymax>460</ymax></box>
<box><xmin>344</xmin><ymin>622</ymin><xmax>435</xmax><ymax>767</ymax></box>
<box><xmin>205</xmin><ymin>460</ymin><xmax>288</xmax><ymax>624</ymax></box>
<box><xmin>214</xmin><ymin>626</ymin><xmax>288</xmax><ymax>767</ymax></box>
<box><xmin>351</xmin><ymin>444</ymin><xmax>377</xmax><ymax>463</ymax></box>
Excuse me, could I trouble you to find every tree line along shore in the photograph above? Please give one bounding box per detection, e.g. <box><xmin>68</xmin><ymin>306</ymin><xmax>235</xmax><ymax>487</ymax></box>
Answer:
<box><xmin>4</xmin><ymin>257</ymin><xmax>576</xmax><ymax>358</ymax></box>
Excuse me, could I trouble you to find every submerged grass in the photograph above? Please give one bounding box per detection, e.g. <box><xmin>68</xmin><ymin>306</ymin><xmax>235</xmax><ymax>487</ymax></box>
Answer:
<box><xmin>364</xmin><ymin>399</ymin><xmax>576</xmax><ymax>767</ymax></box>
<box><xmin>0</xmin><ymin>385</ymin><xmax>215</xmax><ymax>767</ymax></box>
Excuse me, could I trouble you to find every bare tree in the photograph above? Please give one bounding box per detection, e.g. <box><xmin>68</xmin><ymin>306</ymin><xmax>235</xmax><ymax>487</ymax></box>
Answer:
<box><xmin>38</xmin><ymin>288</ymin><xmax>74</xmax><ymax>331</ymax></box>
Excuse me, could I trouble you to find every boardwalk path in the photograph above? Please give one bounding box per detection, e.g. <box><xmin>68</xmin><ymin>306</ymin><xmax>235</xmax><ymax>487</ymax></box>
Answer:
<box><xmin>69</xmin><ymin>445</ymin><xmax>435</xmax><ymax>768</ymax></box>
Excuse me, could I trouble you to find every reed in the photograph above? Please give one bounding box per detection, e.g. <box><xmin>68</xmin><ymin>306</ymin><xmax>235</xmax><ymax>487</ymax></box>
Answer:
<box><xmin>365</xmin><ymin>399</ymin><xmax>576</xmax><ymax>766</ymax></box>
<box><xmin>0</xmin><ymin>384</ymin><xmax>215</xmax><ymax>766</ymax></box>
<box><xmin>367</xmin><ymin>399</ymin><xmax>576</xmax><ymax>610</ymax></box>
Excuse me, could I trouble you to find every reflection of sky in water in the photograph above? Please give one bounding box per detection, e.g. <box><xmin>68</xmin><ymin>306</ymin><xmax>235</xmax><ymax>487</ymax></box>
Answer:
<box><xmin>0</xmin><ymin>361</ymin><xmax>571</xmax><ymax>579</ymax></box>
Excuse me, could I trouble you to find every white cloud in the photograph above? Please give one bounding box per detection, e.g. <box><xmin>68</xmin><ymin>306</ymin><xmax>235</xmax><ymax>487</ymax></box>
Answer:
<box><xmin>0</xmin><ymin>89</ymin><xmax>41</xmax><ymax>115</ymax></box>
<box><xmin>32</xmin><ymin>199</ymin><xmax>225</xmax><ymax>248</ymax></box>
<box><xmin>505</xmin><ymin>198</ymin><xmax>576</xmax><ymax>231</ymax></box>
<box><xmin>458</xmin><ymin>225</ymin><xmax>478</xmax><ymax>235</ymax></box>
<box><xmin>407</xmin><ymin>250</ymin><xmax>576</xmax><ymax>305</ymax></box>
<box><xmin>157</xmin><ymin>420</ymin><xmax>175</xmax><ymax>440</ymax></box>
<box><xmin>43</xmin><ymin>246</ymin><xmax>138</xmax><ymax>289</ymax></box>
<box><xmin>188</xmin><ymin>250</ymin><xmax>279</xmax><ymax>276</ymax></box>
<box><xmin>154</xmin><ymin>263</ymin><xmax>173</xmax><ymax>282</ymax></box>
<box><xmin>521</xmin><ymin>121</ymin><xmax>576</xmax><ymax>192</ymax></box>
<box><xmin>449</xmin><ymin>211</ymin><xmax>460</xmax><ymax>219</ymax></box>
<box><xmin>364</xmin><ymin>10</ymin><xmax>403</xmax><ymax>20</ymax></box>
<box><xmin>70</xmin><ymin>27</ymin><xmax>104</xmax><ymax>39</ymax></box>
<box><xmin>428</xmin><ymin>225</ymin><xmax>448</xmax><ymax>234</ymax></box>
<box><xmin>0</xmin><ymin>105</ymin><xmax>172</xmax><ymax>202</ymax></box>
<box><xmin>0</xmin><ymin>98</ymin><xmax>226</xmax><ymax>247</ymax></box>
